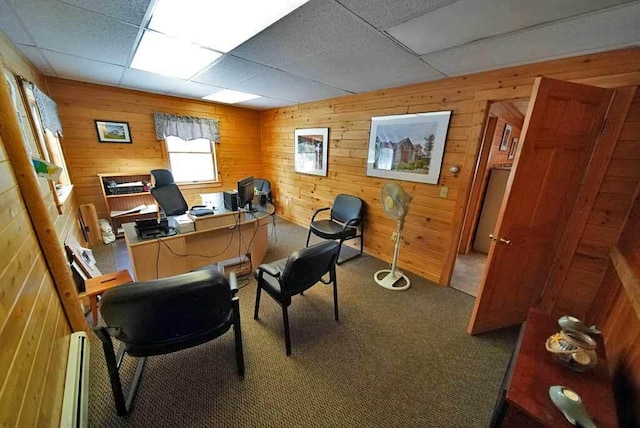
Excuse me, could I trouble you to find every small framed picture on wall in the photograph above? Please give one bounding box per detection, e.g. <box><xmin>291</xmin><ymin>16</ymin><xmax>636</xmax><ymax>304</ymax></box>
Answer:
<box><xmin>95</xmin><ymin>120</ymin><xmax>132</xmax><ymax>143</ymax></box>
<box><xmin>499</xmin><ymin>123</ymin><xmax>512</xmax><ymax>151</ymax></box>
<box><xmin>508</xmin><ymin>137</ymin><xmax>519</xmax><ymax>160</ymax></box>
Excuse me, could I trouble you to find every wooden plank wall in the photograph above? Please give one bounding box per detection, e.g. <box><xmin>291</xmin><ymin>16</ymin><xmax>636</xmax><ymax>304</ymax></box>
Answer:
<box><xmin>550</xmin><ymin>91</ymin><xmax>640</xmax><ymax>319</ymax></box>
<box><xmin>0</xmin><ymin>31</ymin><xmax>77</xmax><ymax>426</ymax></box>
<box><xmin>260</xmin><ymin>47</ymin><xmax>640</xmax><ymax>285</ymax></box>
<box><xmin>486</xmin><ymin>102</ymin><xmax>524</xmax><ymax>168</ymax></box>
<box><xmin>45</xmin><ymin>78</ymin><xmax>263</xmax><ymax>219</ymax></box>
<box><xmin>588</xmin><ymin>193</ymin><xmax>640</xmax><ymax>427</ymax></box>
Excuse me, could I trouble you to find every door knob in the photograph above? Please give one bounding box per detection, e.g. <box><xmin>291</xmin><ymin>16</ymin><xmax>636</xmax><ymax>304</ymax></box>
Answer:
<box><xmin>489</xmin><ymin>234</ymin><xmax>497</xmax><ymax>241</ymax></box>
<box><xmin>499</xmin><ymin>237</ymin><xmax>512</xmax><ymax>245</ymax></box>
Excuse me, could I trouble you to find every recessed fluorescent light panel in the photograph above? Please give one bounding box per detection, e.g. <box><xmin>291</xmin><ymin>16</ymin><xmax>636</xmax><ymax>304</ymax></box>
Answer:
<box><xmin>203</xmin><ymin>90</ymin><xmax>261</xmax><ymax>104</ymax></box>
<box><xmin>149</xmin><ymin>0</ymin><xmax>310</xmax><ymax>52</ymax></box>
<box><xmin>131</xmin><ymin>31</ymin><xmax>221</xmax><ymax>79</ymax></box>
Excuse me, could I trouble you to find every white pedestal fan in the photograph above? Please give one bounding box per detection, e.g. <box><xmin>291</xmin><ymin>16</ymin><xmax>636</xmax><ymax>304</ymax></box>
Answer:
<box><xmin>374</xmin><ymin>183</ymin><xmax>412</xmax><ymax>291</ymax></box>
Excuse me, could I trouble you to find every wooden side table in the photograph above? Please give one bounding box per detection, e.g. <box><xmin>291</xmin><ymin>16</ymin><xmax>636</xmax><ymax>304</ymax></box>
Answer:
<box><xmin>85</xmin><ymin>270</ymin><xmax>133</xmax><ymax>326</ymax></box>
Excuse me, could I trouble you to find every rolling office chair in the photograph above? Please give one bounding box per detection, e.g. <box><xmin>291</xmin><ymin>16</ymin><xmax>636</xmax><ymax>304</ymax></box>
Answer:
<box><xmin>254</xmin><ymin>178</ymin><xmax>273</xmax><ymax>205</ymax></box>
<box><xmin>150</xmin><ymin>169</ymin><xmax>212</xmax><ymax>216</ymax></box>
<box><xmin>306</xmin><ymin>194</ymin><xmax>364</xmax><ymax>265</ymax></box>
<box><xmin>94</xmin><ymin>270</ymin><xmax>244</xmax><ymax>415</ymax></box>
<box><xmin>254</xmin><ymin>241</ymin><xmax>340</xmax><ymax>355</ymax></box>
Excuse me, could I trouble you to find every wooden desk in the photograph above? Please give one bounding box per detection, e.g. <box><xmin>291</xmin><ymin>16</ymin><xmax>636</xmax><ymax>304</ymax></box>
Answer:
<box><xmin>124</xmin><ymin>203</ymin><xmax>273</xmax><ymax>281</ymax></box>
<box><xmin>85</xmin><ymin>270</ymin><xmax>133</xmax><ymax>326</ymax></box>
<box><xmin>492</xmin><ymin>309</ymin><xmax>618</xmax><ymax>427</ymax></box>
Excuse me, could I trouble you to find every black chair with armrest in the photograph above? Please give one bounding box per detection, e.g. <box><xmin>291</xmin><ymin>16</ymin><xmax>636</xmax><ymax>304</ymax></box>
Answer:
<box><xmin>150</xmin><ymin>169</ymin><xmax>212</xmax><ymax>216</ymax></box>
<box><xmin>253</xmin><ymin>178</ymin><xmax>273</xmax><ymax>204</ymax></box>
<box><xmin>306</xmin><ymin>194</ymin><xmax>364</xmax><ymax>265</ymax></box>
<box><xmin>254</xmin><ymin>241</ymin><xmax>340</xmax><ymax>356</ymax></box>
<box><xmin>93</xmin><ymin>270</ymin><xmax>244</xmax><ymax>416</ymax></box>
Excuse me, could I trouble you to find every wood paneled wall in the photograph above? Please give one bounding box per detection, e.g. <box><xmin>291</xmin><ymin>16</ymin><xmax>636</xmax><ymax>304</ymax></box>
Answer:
<box><xmin>0</xmin><ymin>31</ymin><xmax>78</xmax><ymax>426</ymax></box>
<box><xmin>588</xmin><ymin>192</ymin><xmax>640</xmax><ymax>426</ymax></box>
<box><xmin>260</xmin><ymin>47</ymin><xmax>640</xmax><ymax>285</ymax></box>
<box><xmin>45</xmin><ymin>78</ymin><xmax>263</xmax><ymax>219</ymax></box>
<box><xmin>487</xmin><ymin>102</ymin><xmax>524</xmax><ymax>168</ymax></box>
<box><xmin>545</xmin><ymin>91</ymin><xmax>640</xmax><ymax>319</ymax></box>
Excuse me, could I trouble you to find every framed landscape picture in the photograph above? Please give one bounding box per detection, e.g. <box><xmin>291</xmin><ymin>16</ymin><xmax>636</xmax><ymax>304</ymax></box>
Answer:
<box><xmin>508</xmin><ymin>137</ymin><xmax>519</xmax><ymax>160</ymax></box>
<box><xmin>366</xmin><ymin>111</ymin><xmax>452</xmax><ymax>185</ymax></box>
<box><xmin>95</xmin><ymin>120</ymin><xmax>132</xmax><ymax>143</ymax></box>
<box><xmin>294</xmin><ymin>128</ymin><xmax>328</xmax><ymax>176</ymax></box>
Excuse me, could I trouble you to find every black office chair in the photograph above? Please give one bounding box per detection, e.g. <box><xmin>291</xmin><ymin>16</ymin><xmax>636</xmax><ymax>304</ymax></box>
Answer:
<box><xmin>150</xmin><ymin>169</ymin><xmax>212</xmax><ymax>216</ymax></box>
<box><xmin>93</xmin><ymin>270</ymin><xmax>244</xmax><ymax>416</ymax></box>
<box><xmin>306</xmin><ymin>194</ymin><xmax>364</xmax><ymax>265</ymax></box>
<box><xmin>150</xmin><ymin>169</ymin><xmax>189</xmax><ymax>216</ymax></box>
<box><xmin>254</xmin><ymin>178</ymin><xmax>273</xmax><ymax>204</ymax></box>
<box><xmin>254</xmin><ymin>241</ymin><xmax>340</xmax><ymax>356</ymax></box>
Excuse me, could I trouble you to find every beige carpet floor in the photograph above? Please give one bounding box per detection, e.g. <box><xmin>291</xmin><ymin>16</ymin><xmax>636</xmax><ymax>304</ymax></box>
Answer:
<box><xmin>88</xmin><ymin>217</ymin><xmax>517</xmax><ymax>427</ymax></box>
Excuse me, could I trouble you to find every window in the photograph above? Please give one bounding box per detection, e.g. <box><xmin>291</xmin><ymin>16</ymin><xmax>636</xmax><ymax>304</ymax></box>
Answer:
<box><xmin>165</xmin><ymin>136</ymin><xmax>218</xmax><ymax>183</ymax></box>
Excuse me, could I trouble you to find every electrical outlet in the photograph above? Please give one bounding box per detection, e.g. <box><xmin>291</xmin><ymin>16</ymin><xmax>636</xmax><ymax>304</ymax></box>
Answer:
<box><xmin>391</xmin><ymin>232</ymin><xmax>398</xmax><ymax>241</ymax></box>
<box><xmin>285</xmin><ymin>197</ymin><xmax>289</xmax><ymax>205</ymax></box>
<box><xmin>439</xmin><ymin>186</ymin><xmax>449</xmax><ymax>198</ymax></box>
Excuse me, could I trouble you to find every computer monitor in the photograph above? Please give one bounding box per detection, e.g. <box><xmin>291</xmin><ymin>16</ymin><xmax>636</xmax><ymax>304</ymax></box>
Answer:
<box><xmin>237</xmin><ymin>176</ymin><xmax>255</xmax><ymax>212</ymax></box>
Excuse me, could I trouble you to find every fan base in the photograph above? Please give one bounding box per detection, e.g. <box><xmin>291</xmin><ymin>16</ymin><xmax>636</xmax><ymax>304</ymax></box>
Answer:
<box><xmin>374</xmin><ymin>269</ymin><xmax>410</xmax><ymax>291</ymax></box>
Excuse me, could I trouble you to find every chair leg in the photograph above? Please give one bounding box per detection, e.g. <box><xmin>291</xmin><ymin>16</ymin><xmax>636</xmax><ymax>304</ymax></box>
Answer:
<box><xmin>336</xmin><ymin>234</ymin><xmax>364</xmax><ymax>265</ymax></box>
<box><xmin>254</xmin><ymin>283</ymin><xmax>262</xmax><ymax>320</ymax></box>
<box><xmin>282</xmin><ymin>305</ymin><xmax>292</xmax><ymax>356</ymax></box>
<box><xmin>333</xmin><ymin>275</ymin><xmax>339</xmax><ymax>322</ymax></box>
<box><xmin>305</xmin><ymin>228</ymin><xmax>312</xmax><ymax>247</ymax></box>
<box><xmin>94</xmin><ymin>328</ymin><xmax>128</xmax><ymax>416</ymax></box>
<box><xmin>232</xmin><ymin>299</ymin><xmax>245</xmax><ymax>377</ymax></box>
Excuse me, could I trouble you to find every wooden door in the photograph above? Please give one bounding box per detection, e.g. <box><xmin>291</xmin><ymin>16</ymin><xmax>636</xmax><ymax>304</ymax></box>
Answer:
<box><xmin>468</xmin><ymin>77</ymin><xmax>613</xmax><ymax>334</ymax></box>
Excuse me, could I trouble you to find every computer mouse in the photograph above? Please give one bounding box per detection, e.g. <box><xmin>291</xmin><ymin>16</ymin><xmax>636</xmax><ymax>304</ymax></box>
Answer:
<box><xmin>558</xmin><ymin>315</ymin><xmax>601</xmax><ymax>335</ymax></box>
<box><xmin>549</xmin><ymin>386</ymin><xmax>597</xmax><ymax>427</ymax></box>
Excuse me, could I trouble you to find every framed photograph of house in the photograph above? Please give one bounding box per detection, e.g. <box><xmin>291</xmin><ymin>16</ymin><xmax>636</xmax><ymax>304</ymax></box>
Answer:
<box><xmin>508</xmin><ymin>137</ymin><xmax>519</xmax><ymax>160</ymax></box>
<box><xmin>366</xmin><ymin>111</ymin><xmax>452</xmax><ymax>185</ymax></box>
<box><xmin>499</xmin><ymin>123</ymin><xmax>512</xmax><ymax>151</ymax></box>
<box><xmin>294</xmin><ymin>128</ymin><xmax>328</xmax><ymax>176</ymax></box>
<box><xmin>94</xmin><ymin>120</ymin><xmax>132</xmax><ymax>143</ymax></box>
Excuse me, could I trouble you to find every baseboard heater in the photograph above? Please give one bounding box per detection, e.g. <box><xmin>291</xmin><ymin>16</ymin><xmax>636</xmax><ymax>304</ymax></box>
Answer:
<box><xmin>60</xmin><ymin>332</ymin><xmax>89</xmax><ymax>428</ymax></box>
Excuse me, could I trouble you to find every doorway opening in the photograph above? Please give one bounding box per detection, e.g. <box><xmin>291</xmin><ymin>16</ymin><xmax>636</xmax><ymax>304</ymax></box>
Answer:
<box><xmin>450</xmin><ymin>100</ymin><xmax>529</xmax><ymax>297</ymax></box>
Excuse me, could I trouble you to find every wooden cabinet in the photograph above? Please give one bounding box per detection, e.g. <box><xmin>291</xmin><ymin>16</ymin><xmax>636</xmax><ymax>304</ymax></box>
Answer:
<box><xmin>491</xmin><ymin>309</ymin><xmax>618</xmax><ymax>427</ymax></box>
<box><xmin>98</xmin><ymin>173</ymin><xmax>158</xmax><ymax>237</ymax></box>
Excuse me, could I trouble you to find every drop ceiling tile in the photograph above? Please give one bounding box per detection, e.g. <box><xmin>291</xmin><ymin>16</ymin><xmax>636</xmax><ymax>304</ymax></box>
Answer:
<box><xmin>193</xmin><ymin>55</ymin><xmax>270</xmax><ymax>87</ymax></box>
<box><xmin>231</xmin><ymin>68</ymin><xmax>349</xmax><ymax>102</ymax></box>
<box><xmin>388</xmin><ymin>0</ymin><xmax>631</xmax><ymax>55</ymax></box>
<box><xmin>0</xmin><ymin>0</ymin><xmax>33</xmax><ymax>45</ymax></box>
<box><xmin>279</xmin><ymin>32</ymin><xmax>443</xmax><ymax>93</ymax></box>
<box><xmin>59</xmin><ymin>0</ymin><xmax>151</xmax><ymax>25</ymax></box>
<box><xmin>9</xmin><ymin>0</ymin><xmax>138</xmax><ymax>65</ymax></box>
<box><xmin>170</xmin><ymin>81</ymin><xmax>226</xmax><ymax>99</ymax></box>
<box><xmin>286</xmin><ymin>80</ymin><xmax>351</xmax><ymax>103</ymax></box>
<box><xmin>338</xmin><ymin>0</ymin><xmax>456</xmax><ymax>29</ymax></box>
<box><xmin>421</xmin><ymin>2</ymin><xmax>640</xmax><ymax>76</ymax></box>
<box><xmin>120</xmin><ymin>68</ymin><xmax>183</xmax><ymax>94</ymax></box>
<box><xmin>16</xmin><ymin>44</ymin><xmax>54</xmax><ymax>74</ymax></box>
<box><xmin>41</xmin><ymin>50</ymin><xmax>124</xmax><ymax>84</ymax></box>
<box><xmin>231</xmin><ymin>0</ymin><xmax>376</xmax><ymax>68</ymax></box>
<box><xmin>236</xmin><ymin>97</ymin><xmax>295</xmax><ymax>109</ymax></box>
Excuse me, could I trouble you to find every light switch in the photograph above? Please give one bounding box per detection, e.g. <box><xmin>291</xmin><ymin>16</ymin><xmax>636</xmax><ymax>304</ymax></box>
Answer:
<box><xmin>440</xmin><ymin>187</ymin><xmax>448</xmax><ymax>198</ymax></box>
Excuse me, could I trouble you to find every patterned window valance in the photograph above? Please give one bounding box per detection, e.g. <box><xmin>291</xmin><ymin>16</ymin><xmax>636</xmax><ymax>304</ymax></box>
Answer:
<box><xmin>31</xmin><ymin>83</ymin><xmax>63</xmax><ymax>137</ymax></box>
<box><xmin>153</xmin><ymin>112</ymin><xmax>220</xmax><ymax>142</ymax></box>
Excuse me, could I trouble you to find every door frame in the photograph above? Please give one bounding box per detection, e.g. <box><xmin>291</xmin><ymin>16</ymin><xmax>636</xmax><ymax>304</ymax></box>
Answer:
<box><xmin>440</xmin><ymin>90</ymin><xmax>533</xmax><ymax>286</ymax></box>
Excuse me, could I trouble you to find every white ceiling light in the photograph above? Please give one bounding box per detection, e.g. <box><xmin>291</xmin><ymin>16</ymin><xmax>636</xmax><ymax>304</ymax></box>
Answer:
<box><xmin>149</xmin><ymin>0</ymin><xmax>310</xmax><ymax>52</ymax></box>
<box><xmin>131</xmin><ymin>31</ymin><xmax>222</xmax><ymax>79</ymax></box>
<box><xmin>203</xmin><ymin>89</ymin><xmax>261</xmax><ymax>104</ymax></box>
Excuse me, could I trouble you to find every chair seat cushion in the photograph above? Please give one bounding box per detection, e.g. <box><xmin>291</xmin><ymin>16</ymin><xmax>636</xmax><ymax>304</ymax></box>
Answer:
<box><xmin>310</xmin><ymin>220</ymin><xmax>357</xmax><ymax>240</ymax></box>
<box><xmin>255</xmin><ymin>258</ymin><xmax>288</xmax><ymax>296</ymax></box>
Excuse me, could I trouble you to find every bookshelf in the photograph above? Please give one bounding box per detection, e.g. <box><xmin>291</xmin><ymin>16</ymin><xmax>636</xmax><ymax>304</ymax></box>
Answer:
<box><xmin>98</xmin><ymin>173</ymin><xmax>158</xmax><ymax>237</ymax></box>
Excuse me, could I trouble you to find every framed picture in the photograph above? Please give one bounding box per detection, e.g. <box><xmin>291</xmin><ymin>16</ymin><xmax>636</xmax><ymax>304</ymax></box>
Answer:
<box><xmin>95</xmin><ymin>120</ymin><xmax>132</xmax><ymax>143</ymax></box>
<box><xmin>294</xmin><ymin>128</ymin><xmax>328</xmax><ymax>176</ymax></box>
<box><xmin>366</xmin><ymin>111</ymin><xmax>452</xmax><ymax>185</ymax></box>
<box><xmin>499</xmin><ymin>123</ymin><xmax>512</xmax><ymax>151</ymax></box>
<box><xmin>508</xmin><ymin>137</ymin><xmax>519</xmax><ymax>160</ymax></box>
